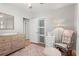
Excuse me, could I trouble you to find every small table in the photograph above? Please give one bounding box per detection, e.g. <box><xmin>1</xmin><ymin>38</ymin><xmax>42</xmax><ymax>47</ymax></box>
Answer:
<box><xmin>43</xmin><ymin>47</ymin><xmax>61</xmax><ymax>56</ymax></box>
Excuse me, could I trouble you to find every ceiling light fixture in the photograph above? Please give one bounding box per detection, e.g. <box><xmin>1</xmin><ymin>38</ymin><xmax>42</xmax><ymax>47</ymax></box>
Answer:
<box><xmin>26</xmin><ymin>3</ymin><xmax>44</xmax><ymax>9</ymax></box>
<box><xmin>40</xmin><ymin>3</ymin><xmax>44</xmax><ymax>4</ymax></box>
<box><xmin>27</xmin><ymin>3</ymin><xmax>32</xmax><ymax>8</ymax></box>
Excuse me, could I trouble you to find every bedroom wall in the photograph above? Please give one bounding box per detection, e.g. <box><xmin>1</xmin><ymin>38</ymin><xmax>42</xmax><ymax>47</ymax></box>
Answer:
<box><xmin>29</xmin><ymin>17</ymin><xmax>39</xmax><ymax>43</ymax></box>
<box><xmin>47</xmin><ymin>4</ymin><xmax>76</xmax><ymax>32</ymax></box>
<box><xmin>0</xmin><ymin>4</ymin><xmax>27</xmax><ymax>34</ymax></box>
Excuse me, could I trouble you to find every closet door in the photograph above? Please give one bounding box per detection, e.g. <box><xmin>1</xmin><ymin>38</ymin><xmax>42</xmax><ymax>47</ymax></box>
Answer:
<box><xmin>38</xmin><ymin>19</ymin><xmax>45</xmax><ymax>44</ymax></box>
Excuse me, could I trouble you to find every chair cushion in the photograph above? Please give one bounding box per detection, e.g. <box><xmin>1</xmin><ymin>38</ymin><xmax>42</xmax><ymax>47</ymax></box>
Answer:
<box><xmin>55</xmin><ymin>43</ymin><xmax>67</xmax><ymax>49</ymax></box>
<box><xmin>62</xmin><ymin>30</ymin><xmax>73</xmax><ymax>44</ymax></box>
<box><xmin>62</xmin><ymin>36</ymin><xmax>71</xmax><ymax>44</ymax></box>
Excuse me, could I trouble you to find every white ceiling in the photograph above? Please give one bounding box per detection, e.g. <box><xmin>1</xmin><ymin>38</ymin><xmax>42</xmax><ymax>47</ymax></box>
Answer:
<box><xmin>11</xmin><ymin>3</ymin><xmax>73</xmax><ymax>12</ymax></box>
<box><xmin>2</xmin><ymin>3</ymin><xmax>74</xmax><ymax>18</ymax></box>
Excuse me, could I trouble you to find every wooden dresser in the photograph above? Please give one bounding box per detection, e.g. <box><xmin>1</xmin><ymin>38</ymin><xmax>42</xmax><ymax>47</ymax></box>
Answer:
<box><xmin>0</xmin><ymin>34</ymin><xmax>25</xmax><ymax>56</ymax></box>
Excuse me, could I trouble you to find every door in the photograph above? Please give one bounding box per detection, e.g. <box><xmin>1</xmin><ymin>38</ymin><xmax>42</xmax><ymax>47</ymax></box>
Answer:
<box><xmin>38</xmin><ymin>19</ymin><xmax>45</xmax><ymax>44</ymax></box>
<box><xmin>23</xmin><ymin>18</ymin><xmax>29</xmax><ymax>40</ymax></box>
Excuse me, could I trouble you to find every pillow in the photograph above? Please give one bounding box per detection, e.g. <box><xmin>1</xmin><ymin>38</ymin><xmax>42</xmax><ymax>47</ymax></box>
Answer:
<box><xmin>62</xmin><ymin>35</ymin><xmax>71</xmax><ymax>44</ymax></box>
<box><xmin>62</xmin><ymin>30</ymin><xmax>73</xmax><ymax>44</ymax></box>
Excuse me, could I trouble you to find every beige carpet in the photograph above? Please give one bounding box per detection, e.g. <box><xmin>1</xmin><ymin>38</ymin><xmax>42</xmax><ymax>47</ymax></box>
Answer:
<box><xmin>9</xmin><ymin>44</ymin><xmax>45</xmax><ymax>56</ymax></box>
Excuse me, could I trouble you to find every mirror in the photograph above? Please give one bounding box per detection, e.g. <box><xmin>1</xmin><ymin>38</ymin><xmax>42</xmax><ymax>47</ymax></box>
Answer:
<box><xmin>0</xmin><ymin>12</ymin><xmax>14</xmax><ymax>30</ymax></box>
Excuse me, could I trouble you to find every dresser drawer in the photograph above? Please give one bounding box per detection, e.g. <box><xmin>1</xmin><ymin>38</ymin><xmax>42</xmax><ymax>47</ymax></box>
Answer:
<box><xmin>0</xmin><ymin>42</ymin><xmax>11</xmax><ymax>55</ymax></box>
<box><xmin>0</xmin><ymin>48</ymin><xmax>11</xmax><ymax>56</ymax></box>
<box><xmin>0</xmin><ymin>34</ymin><xmax>25</xmax><ymax>55</ymax></box>
<box><xmin>0</xmin><ymin>36</ymin><xmax>11</xmax><ymax>43</ymax></box>
<box><xmin>0</xmin><ymin>42</ymin><xmax>11</xmax><ymax>48</ymax></box>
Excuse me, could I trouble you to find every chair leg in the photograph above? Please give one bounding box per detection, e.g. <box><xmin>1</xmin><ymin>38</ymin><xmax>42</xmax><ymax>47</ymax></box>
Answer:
<box><xmin>67</xmin><ymin>50</ymin><xmax>73</xmax><ymax>56</ymax></box>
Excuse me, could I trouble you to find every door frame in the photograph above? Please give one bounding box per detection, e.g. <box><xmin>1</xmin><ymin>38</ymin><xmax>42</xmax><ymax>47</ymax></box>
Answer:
<box><xmin>23</xmin><ymin>18</ymin><xmax>29</xmax><ymax>40</ymax></box>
